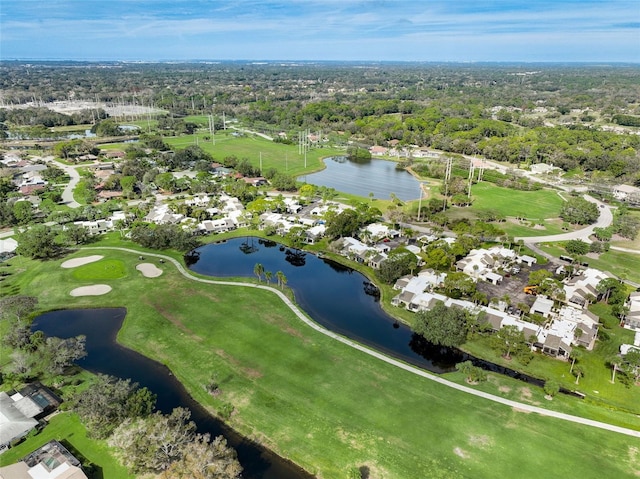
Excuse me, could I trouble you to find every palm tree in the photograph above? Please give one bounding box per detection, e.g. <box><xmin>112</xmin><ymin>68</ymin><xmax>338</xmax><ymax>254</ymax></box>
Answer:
<box><xmin>607</xmin><ymin>354</ymin><xmax>622</xmax><ymax>383</ymax></box>
<box><xmin>279</xmin><ymin>272</ymin><xmax>288</xmax><ymax>289</ymax></box>
<box><xmin>264</xmin><ymin>271</ymin><xmax>272</xmax><ymax>284</ymax></box>
<box><xmin>569</xmin><ymin>348</ymin><xmax>583</xmax><ymax>374</ymax></box>
<box><xmin>573</xmin><ymin>364</ymin><xmax>584</xmax><ymax>385</ymax></box>
<box><xmin>275</xmin><ymin>271</ymin><xmax>285</xmax><ymax>288</ymax></box>
<box><xmin>253</xmin><ymin>263</ymin><xmax>264</xmax><ymax>282</ymax></box>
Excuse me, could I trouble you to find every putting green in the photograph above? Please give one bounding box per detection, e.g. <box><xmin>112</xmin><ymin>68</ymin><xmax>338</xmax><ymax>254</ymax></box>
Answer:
<box><xmin>71</xmin><ymin>259</ymin><xmax>127</xmax><ymax>281</ymax></box>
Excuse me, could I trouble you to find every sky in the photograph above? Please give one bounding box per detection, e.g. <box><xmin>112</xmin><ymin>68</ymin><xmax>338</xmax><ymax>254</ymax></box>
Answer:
<box><xmin>1</xmin><ymin>0</ymin><xmax>639</xmax><ymax>62</ymax></box>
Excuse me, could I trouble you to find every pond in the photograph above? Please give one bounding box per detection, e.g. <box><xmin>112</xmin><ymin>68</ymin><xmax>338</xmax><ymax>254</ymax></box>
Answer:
<box><xmin>32</xmin><ymin>308</ymin><xmax>312</xmax><ymax>479</ymax></box>
<box><xmin>188</xmin><ymin>237</ymin><xmax>463</xmax><ymax>372</ymax></box>
<box><xmin>188</xmin><ymin>238</ymin><xmax>553</xmax><ymax>388</ymax></box>
<box><xmin>299</xmin><ymin>156</ymin><xmax>423</xmax><ymax>201</ymax></box>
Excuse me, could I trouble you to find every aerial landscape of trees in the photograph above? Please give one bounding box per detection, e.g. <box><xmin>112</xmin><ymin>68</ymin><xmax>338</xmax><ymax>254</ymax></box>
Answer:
<box><xmin>1</xmin><ymin>59</ymin><xmax>640</xmax><ymax>479</ymax></box>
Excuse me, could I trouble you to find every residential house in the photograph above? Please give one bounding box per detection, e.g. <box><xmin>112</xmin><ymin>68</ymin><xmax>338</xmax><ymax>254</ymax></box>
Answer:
<box><xmin>455</xmin><ymin>246</ymin><xmax>515</xmax><ymax>282</ymax></box>
<box><xmin>304</xmin><ymin>224</ymin><xmax>326</xmax><ymax>244</ymax></box>
<box><xmin>623</xmin><ymin>291</ymin><xmax>640</xmax><ymax>330</ymax></box>
<box><xmin>0</xmin><ymin>383</ymin><xmax>61</xmax><ymax>448</ymax></box>
<box><xmin>563</xmin><ymin>268</ymin><xmax>609</xmax><ymax>308</ymax></box>
<box><xmin>530</xmin><ymin>296</ymin><xmax>554</xmax><ymax>318</ymax></box>
<box><xmin>0</xmin><ymin>440</ymin><xmax>88</xmax><ymax>479</ymax></box>
<box><xmin>145</xmin><ymin>204</ymin><xmax>184</xmax><ymax>225</ymax></box>
<box><xmin>0</xmin><ymin>238</ymin><xmax>18</xmax><ymax>260</ymax></box>
<box><xmin>613</xmin><ymin>184</ymin><xmax>640</xmax><ymax>201</ymax></box>
<box><xmin>369</xmin><ymin>145</ymin><xmax>389</xmax><ymax>156</ymax></box>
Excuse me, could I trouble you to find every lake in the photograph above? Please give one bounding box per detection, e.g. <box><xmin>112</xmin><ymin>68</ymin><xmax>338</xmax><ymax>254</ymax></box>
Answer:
<box><xmin>299</xmin><ymin>156</ymin><xmax>423</xmax><ymax>201</ymax></box>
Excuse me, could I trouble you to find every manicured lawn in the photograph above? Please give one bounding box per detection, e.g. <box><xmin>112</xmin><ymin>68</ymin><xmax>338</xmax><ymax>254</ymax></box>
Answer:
<box><xmin>72</xmin><ymin>259</ymin><xmax>128</xmax><ymax>281</ymax></box>
<box><xmin>5</xmin><ymin>248</ymin><xmax>640</xmax><ymax>479</ymax></box>
<box><xmin>163</xmin><ymin>132</ymin><xmax>344</xmax><ymax>177</ymax></box>
<box><xmin>499</xmin><ymin>219</ymin><xmax>569</xmax><ymax>238</ymax></box>
<box><xmin>0</xmin><ymin>413</ymin><xmax>132</xmax><ymax>479</ymax></box>
<box><xmin>470</xmin><ymin>183</ymin><xmax>565</xmax><ymax>220</ymax></box>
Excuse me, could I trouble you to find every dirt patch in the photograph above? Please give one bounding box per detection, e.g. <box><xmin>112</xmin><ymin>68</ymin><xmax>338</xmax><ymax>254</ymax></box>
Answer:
<box><xmin>61</xmin><ymin>255</ymin><xmax>104</xmax><ymax>268</ymax></box>
<box><xmin>519</xmin><ymin>387</ymin><xmax>532</xmax><ymax>401</ymax></box>
<box><xmin>469</xmin><ymin>434</ymin><xmax>493</xmax><ymax>449</ymax></box>
<box><xmin>69</xmin><ymin>284</ymin><xmax>112</xmax><ymax>296</ymax></box>
<box><xmin>136</xmin><ymin>263</ymin><xmax>163</xmax><ymax>278</ymax></box>
<box><xmin>498</xmin><ymin>385</ymin><xmax>511</xmax><ymax>394</ymax></box>
<box><xmin>215</xmin><ymin>349</ymin><xmax>263</xmax><ymax>379</ymax></box>
<box><xmin>512</xmin><ymin>407</ymin><xmax>532</xmax><ymax>414</ymax></box>
<box><xmin>454</xmin><ymin>447</ymin><xmax>470</xmax><ymax>459</ymax></box>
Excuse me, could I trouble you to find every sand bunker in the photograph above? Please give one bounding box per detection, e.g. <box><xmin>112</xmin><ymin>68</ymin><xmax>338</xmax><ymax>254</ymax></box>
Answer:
<box><xmin>61</xmin><ymin>255</ymin><xmax>104</xmax><ymax>268</ymax></box>
<box><xmin>136</xmin><ymin>263</ymin><xmax>163</xmax><ymax>278</ymax></box>
<box><xmin>70</xmin><ymin>284</ymin><xmax>112</xmax><ymax>296</ymax></box>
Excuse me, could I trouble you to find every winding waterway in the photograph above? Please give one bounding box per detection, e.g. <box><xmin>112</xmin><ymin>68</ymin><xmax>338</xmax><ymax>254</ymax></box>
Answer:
<box><xmin>32</xmin><ymin>308</ymin><xmax>312</xmax><ymax>479</ymax></box>
<box><xmin>299</xmin><ymin>156</ymin><xmax>422</xmax><ymax>201</ymax></box>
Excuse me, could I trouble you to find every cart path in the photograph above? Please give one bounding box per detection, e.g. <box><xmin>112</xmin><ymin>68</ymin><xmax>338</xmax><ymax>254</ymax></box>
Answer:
<box><xmin>82</xmin><ymin>246</ymin><xmax>640</xmax><ymax>438</ymax></box>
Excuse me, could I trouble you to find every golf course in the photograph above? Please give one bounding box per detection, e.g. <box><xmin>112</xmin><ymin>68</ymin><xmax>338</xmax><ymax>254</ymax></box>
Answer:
<box><xmin>3</xmin><ymin>245</ymin><xmax>640</xmax><ymax>479</ymax></box>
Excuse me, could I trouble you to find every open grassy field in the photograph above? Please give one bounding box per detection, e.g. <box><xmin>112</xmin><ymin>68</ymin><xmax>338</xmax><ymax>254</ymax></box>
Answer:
<box><xmin>163</xmin><ymin>131</ymin><xmax>344</xmax><ymax>177</ymax></box>
<box><xmin>4</xmin><ymin>246</ymin><xmax>640</xmax><ymax>479</ymax></box>
<box><xmin>470</xmin><ymin>182</ymin><xmax>565</xmax><ymax>221</ymax></box>
<box><xmin>0</xmin><ymin>413</ymin><xmax>132</xmax><ymax>479</ymax></box>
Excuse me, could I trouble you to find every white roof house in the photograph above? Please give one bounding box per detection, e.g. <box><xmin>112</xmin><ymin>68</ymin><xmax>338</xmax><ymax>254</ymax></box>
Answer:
<box><xmin>613</xmin><ymin>184</ymin><xmax>640</xmax><ymax>200</ymax></box>
<box><xmin>0</xmin><ymin>238</ymin><xmax>18</xmax><ymax>255</ymax></box>
<box><xmin>0</xmin><ymin>392</ymin><xmax>38</xmax><ymax>447</ymax></box>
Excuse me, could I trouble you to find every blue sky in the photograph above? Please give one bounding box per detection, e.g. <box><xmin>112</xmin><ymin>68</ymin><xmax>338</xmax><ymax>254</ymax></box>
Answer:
<box><xmin>1</xmin><ymin>0</ymin><xmax>639</xmax><ymax>62</ymax></box>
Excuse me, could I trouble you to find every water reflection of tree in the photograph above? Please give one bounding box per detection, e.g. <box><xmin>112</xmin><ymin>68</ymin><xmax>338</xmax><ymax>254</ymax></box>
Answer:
<box><xmin>239</xmin><ymin>237</ymin><xmax>258</xmax><ymax>255</ymax></box>
<box><xmin>258</xmin><ymin>239</ymin><xmax>277</xmax><ymax>248</ymax></box>
<box><xmin>408</xmin><ymin>333</ymin><xmax>463</xmax><ymax>370</ymax></box>
<box><xmin>362</xmin><ymin>281</ymin><xmax>380</xmax><ymax>299</ymax></box>
<box><xmin>285</xmin><ymin>249</ymin><xmax>306</xmax><ymax>267</ymax></box>
<box><xmin>324</xmin><ymin>259</ymin><xmax>352</xmax><ymax>275</ymax></box>
<box><xmin>183</xmin><ymin>250</ymin><xmax>201</xmax><ymax>266</ymax></box>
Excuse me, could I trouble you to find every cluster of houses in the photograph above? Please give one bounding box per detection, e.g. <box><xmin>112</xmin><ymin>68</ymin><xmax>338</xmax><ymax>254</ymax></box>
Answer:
<box><xmin>455</xmin><ymin>246</ymin><xmax>537</xmax><ymax>285</ymax></box>
<box><xmin>0</xmin><ymin>382</ymin><xmax>90</xmax><ymax>478</ymax></box>
<box><xmin>391</xmin><ymin>244</ymin><xmax>612</xmax><ymax>360</ymax></box>
<box><xmin>1</xmin><ymin>154</ymin><xmax>48</xmax><ymax>196</ymax></box>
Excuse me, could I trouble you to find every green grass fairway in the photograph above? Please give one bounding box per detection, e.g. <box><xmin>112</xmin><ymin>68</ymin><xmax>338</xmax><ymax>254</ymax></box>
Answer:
<box><xmin>71</xmin><ymin>259</ymin><xmax>127</xmax><ymax>281</ymax></box>
<box><xmin>163</xmin><ymin>132</ymin><xmax>344</xmax><ymax>176</ymax></box>
<box><xmin>0</xmin><ymin>413</ymin><xmax>132</xmax><ymax>478</ymax></box>
<box><xmin>471</xmin><ymin>183</ymin><xmax>564</xmax><ymax>220</ymax></box>
<box><xmin>5</xmin><ymin>249</ymin><xmax>640</xmax><ymax>479</ymax></box>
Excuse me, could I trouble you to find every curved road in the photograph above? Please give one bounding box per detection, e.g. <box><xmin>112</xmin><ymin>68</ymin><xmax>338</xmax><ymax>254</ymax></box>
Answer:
<box><xmin>82</xmin><ymin>246</ymin><xmax>640</xmax><ymax>438</ymax></box>
<box><xmin>43</xmin><ymin>156</ymin><xmax>81</xmax><ymax>208</ymax></box>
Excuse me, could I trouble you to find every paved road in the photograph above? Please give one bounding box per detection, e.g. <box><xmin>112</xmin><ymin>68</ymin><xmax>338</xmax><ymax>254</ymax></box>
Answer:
<box><xmin>515</xmin><ymin>195</ymin><xmax>613</xmax><ymax>244</ymax></box>
<box><xmin>43</xmin><ymin>156</ymin><xmax>81</xmax><ymax>208</ymax></box>
<box><xmin>81</xmin><ymin>246</ymin><xmax>640</xmax><ymax>438</ymax></box>
<box><xmin>229</xmin><ymin>125</ymin><xmax>273</xmax><ymax>141</ymax></box>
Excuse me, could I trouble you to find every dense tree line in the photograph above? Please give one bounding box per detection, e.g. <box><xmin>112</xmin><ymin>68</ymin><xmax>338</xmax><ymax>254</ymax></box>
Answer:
<box><xmin>129</xmin><ymin>223</ymin><xmax>200</xmax><ymax>251</ymax></box>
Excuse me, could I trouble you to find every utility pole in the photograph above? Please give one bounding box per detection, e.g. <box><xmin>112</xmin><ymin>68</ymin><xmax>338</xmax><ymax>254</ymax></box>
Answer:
<box><xmin>443</xmin><ymin>157</ymin><xmax>452</xmax><ymax>213</ymax></box>
<box><xmin>467</xmin><ymin>162</ymin><xmax>475</xmax><ymax>201</ymax></box>
<box><xmin>417</xmin><ymin>183</ymin><xmax>423</xmax><ymax>222</ymax></box>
